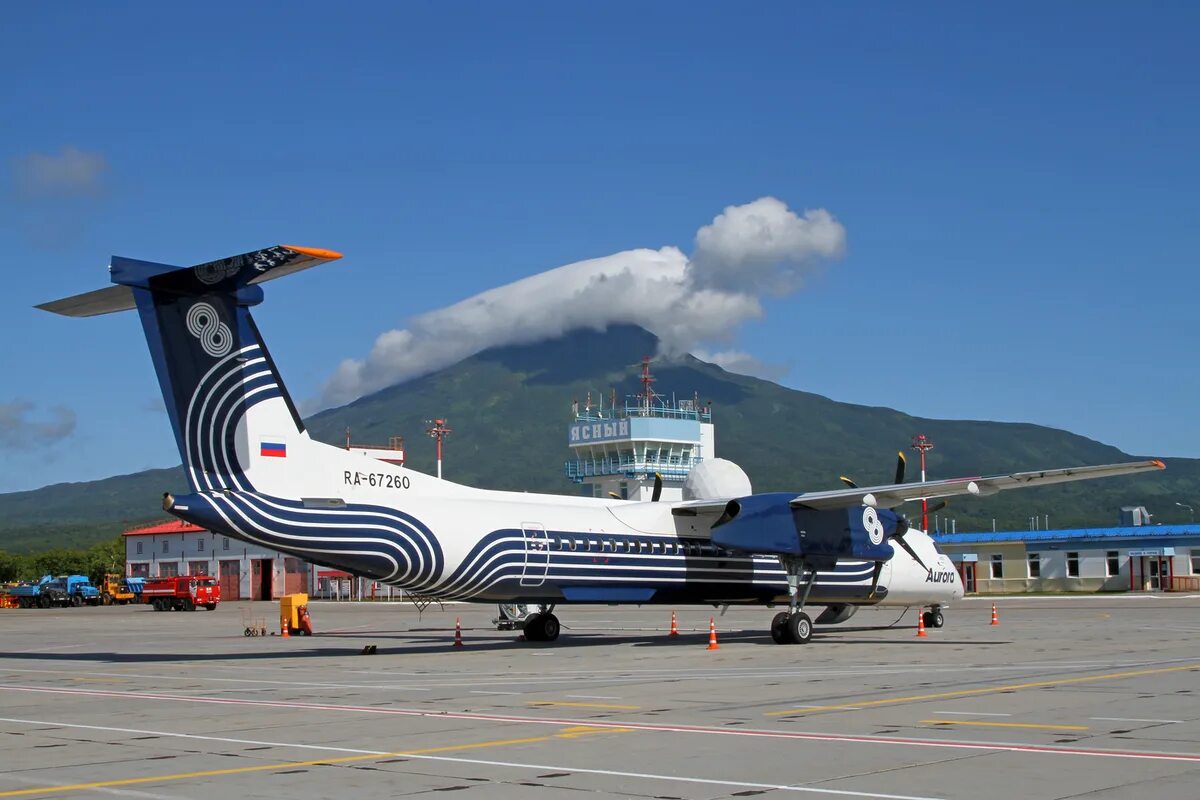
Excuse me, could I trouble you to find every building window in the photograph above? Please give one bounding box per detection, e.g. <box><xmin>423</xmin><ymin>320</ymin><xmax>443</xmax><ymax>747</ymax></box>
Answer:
<box><xmin>136</xmin><ymin>541</ymin><xmax>143</xmax><ymax>555</ymax></box>
<box><xmin>162</xmin><ymin>540</ymin><xmax>169</xmax><ymax>553</ymax></box>
<box><xmin>1067</xmin><ymin>552</ymin><xmax>1080</xmax><ymax>577</ymax></box>
<box><xmin>1191</xmin><ymin>551</ymin><xmax>1200</xmax><ymax>575</ymax></box>
<box><xmin>990</xmin><ymin>554</ymin><xmax>1003</xmax><ymax>579</ymax></box>
<box><xmin>129</xmin><ymin>562</ymin><xmax>150</xmax><ymax>578</ymax></box>
<box><xmin>1027</xmin><ymin>553</ymin><xmax>1041</xmax><ymax>578</ymax></box>
<box><xmin>1107</xmin><ymin>551</ymin><xmax>1120</xmax><ymax>577</ymax></box>
<box><xmin>223</xmin><ymin>537</ymin><xmax>230</xmax><ymax>551</ymax></box>
<box><xmin>197</xmin><ymin>539</ymin><xmax>205</xmax><ymax>552</ymax></box>
<box><xmin>159</xmin><ymin>561</ymin><xmax>178</xmax><ymax>577</ymax></box>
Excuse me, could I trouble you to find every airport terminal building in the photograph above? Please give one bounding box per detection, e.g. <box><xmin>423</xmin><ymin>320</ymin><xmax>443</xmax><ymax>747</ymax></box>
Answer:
<box><xmin>933</xmin><ymin>524</ymin><xmax>1200</xmax><ymax>593</ymax></box>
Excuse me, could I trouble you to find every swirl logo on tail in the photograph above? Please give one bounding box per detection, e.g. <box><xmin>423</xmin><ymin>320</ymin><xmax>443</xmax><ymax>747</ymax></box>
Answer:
<box><xmin>186</xmin><ymin>302</ymin><xmax>233</xmax><ymax>358</ymax></box>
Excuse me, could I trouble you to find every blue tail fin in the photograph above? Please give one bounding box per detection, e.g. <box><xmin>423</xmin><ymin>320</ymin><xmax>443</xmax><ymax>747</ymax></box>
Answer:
<box><xmin>38</xmin><ymin>246</ymin><xmax>342</xmax><ymax>494</ymax></box>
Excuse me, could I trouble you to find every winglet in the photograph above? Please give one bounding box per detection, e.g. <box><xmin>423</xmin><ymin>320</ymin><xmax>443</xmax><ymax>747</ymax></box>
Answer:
<box><xmin>281</xmin><ymin>245</ymin><xmax>343</xmax><ymax>260</ymax></box>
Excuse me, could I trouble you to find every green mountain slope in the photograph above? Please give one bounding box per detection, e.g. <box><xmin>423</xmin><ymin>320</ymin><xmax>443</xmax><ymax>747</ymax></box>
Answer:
<box><xmin>1</xmin><ymin>325</ymin><xmax>1191</xmax><ymax>553</ymax></box>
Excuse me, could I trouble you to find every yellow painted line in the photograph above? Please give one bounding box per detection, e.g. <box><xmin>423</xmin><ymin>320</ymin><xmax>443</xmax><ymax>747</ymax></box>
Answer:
<box><xmin>530</xmin><ymin>701</ymin><xmax>641</xmax><ymax>710</ymax></box>
<box><xmin>0</xmin><ymin>726</ymin><xmax>631</xmax><ymax>798</ymax></box>
<box><xmin>766</xmin><ymin>663</ymin><xmax>1200</xmax><ymax>716</ymax></box>
<box><xmin>922</xmin><ymin>719</ymin><xmax>1089</xmax><ymax>731</ymax></box>
<box><xmin>69</xmin><ymin>677</ymin><xmax>127</xmax><ymax>683</ymax></box>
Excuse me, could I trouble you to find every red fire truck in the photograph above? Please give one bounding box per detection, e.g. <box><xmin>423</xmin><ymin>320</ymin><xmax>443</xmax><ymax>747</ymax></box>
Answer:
<box><xmin>142</xmin><ymin>576</ymin><xmax>221</xmax><ymax>611</ymax></box>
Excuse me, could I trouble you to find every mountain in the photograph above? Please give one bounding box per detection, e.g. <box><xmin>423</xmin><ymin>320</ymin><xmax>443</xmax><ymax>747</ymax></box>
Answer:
<box><xmin>1</xmin><ymin>325</ymin><xmax>1194</xmax><ymax>553</ymax></box>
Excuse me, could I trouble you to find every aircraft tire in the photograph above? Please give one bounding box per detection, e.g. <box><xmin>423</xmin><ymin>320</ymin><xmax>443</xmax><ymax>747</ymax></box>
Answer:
<box><xmin>770</xmin><ymin>612</ymin><xmax>794</xmax><ymax>644</ymax></box>
<box><xmin>786</xmin><ymin>612</ymin><xmax>813</xmax><ymax>644</ymax></box>
<box><xmin>925</xmin><ymin>610</ymin><xmax>944</xmax><ymax>629</ymax></box>
<box><xmin>522</xmin><ymin>612</ymin><xmax>545</xmax><ymax>641</ymax></box>
<box><xmin>539</xmin><ymin>614</ymin><xmax>560</xmax><ymax>642</ymax></box>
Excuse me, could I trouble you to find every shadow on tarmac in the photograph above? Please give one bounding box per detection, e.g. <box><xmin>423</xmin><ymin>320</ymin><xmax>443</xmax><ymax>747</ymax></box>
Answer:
<box><xmin>0</xmin><ymin>627</ymin><xmax>1006</xmax><ymax>664</ymax></box>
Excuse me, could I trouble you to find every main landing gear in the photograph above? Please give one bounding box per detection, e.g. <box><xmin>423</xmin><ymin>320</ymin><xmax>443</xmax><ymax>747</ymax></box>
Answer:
<box><xmin>922</xmin><ymin>607</ymin><xmax>945</xmax><ymax>629</ymax></box>
<box><xmin>496</xmin><ymin>603</ymin><xmax>560</xmax><ymax>642</ymax></box>
<box><xmin>770</xmin><ymin>556</ymin><xmax>817</xmax><ymax>645</ymax></box>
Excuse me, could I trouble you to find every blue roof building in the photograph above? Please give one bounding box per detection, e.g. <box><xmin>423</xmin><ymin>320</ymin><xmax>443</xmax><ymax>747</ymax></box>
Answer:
<box><xmin>931</xmin><ymin>525</ymin><xmax>1200</xmax><ymax>594</ymax></box>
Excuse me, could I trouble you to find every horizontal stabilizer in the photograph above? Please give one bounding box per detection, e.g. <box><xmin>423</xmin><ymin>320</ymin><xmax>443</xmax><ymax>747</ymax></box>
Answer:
<box><xmin>37</xmin><ymin>245</ymin><xmax>342</xmax><ymax>317</ymax></box>
<box><xmin>37</xmin><ymin>285</ymin><xmax>135</xmax><ymax>317</ymax></box>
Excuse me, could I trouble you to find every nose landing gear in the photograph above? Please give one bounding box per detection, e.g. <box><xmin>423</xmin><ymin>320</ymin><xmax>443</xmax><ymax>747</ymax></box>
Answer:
<box><xmin>922</xmin><ymin>607</ymin><xmax>945</xmax><ymax>629</ymax></box>
<box><xmin>770</xmin><ymin>556</ymin><xmax>818</xmax><ymax>644</ymax></box>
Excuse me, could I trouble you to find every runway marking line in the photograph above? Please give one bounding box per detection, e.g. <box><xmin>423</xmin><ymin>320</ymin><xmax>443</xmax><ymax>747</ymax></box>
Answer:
<box><xmin>2</xmin><ymin>687</ymin><xmax>1199</xmax><ymax>764</ymax></box>
<box><xmin>922</xmin><ymin>720</ymin><xmax>1089</xmax><ymax>731</ymax></box>
<box><xmin>0</xmin><ymin>719</ymin><xmax>945</xmax><ymax>800</ymax></box>
<box><xmin>531</xmin><ymin>701</ymin><xmax>641</xmax><ymax>710</ymax></box>
<box><xmin>766</xmin><ymin>662</ymin><xmax>1200</xmax><ymax>716</ymax></box>
<box><xmin>0</xmin><ymin>725</ymin><xmax>629</xmax><ymax>798</ymax></box>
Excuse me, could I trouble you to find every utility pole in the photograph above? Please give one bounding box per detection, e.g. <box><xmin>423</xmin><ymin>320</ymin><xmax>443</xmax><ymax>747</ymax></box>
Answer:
<box><xmin>426</xmin><ymin>418</ymin><xmax>452</xmax><ymax>480</ymax></box>
<box><xmin>911</xmin><ymin>434</ymin><xmax>935</xmax><ymax>531</ymax></box>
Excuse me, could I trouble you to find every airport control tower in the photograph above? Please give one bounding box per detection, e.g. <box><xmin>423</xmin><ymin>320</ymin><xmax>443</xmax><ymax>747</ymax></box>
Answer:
<box><xmin>564</xmin><ymin>358</ymin><xmax>714</xmax><ymax>502</ymax></box>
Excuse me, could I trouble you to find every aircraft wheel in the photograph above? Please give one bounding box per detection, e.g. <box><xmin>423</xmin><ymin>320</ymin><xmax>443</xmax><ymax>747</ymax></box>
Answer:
<box><xmin>770</xmin><ymin>612</ymin><xmax>794</xmax><ymax>644</ymax></box>
<box><xmin>522</xmin><ymin>612</ymin><xmax>545</xmax><ymax>641</ymax></box>
<box><xmin>786</xmin><ymin>612</ymin><xmax>813</xmax><ymax>644</ymax></box>
<box><xmin>539</xmin><ymin>613</ymin><xmax>560</xmax><ymax>642</ymax></box>
<box><xmin>925</xmin><ymin>609</ymin><xmax>944</xmax><ymax>629</ymax></box>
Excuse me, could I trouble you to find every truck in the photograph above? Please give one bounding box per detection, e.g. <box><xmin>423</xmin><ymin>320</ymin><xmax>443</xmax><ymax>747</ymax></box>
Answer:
<box><xmin>11</xmin><ymin>575</ymin><xmax>101</xmax><ymax>608</ymax></box>
<box><xmin>142</xmin><ymin>575</ymin><xmax>220</xmax><ymax>611</ymax></box>
<box><xmin>99</xmin><ymin>573</ymin><xmax>140</xmax><ymax>605</ymax></box>
<box><xmin>8</xmin><ymin>576</ymin><xmax>53</xmax><ymax>608</ymax></box>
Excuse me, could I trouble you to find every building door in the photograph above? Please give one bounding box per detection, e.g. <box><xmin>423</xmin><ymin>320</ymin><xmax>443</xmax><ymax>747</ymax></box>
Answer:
<box><xmin>283</xmin><ymin>558</ymin><xmax>305</xmax><ymax>595</ymax></box>
<box><xmin>218</xmin><ymin>560</ymin><xmax>240</xmax><ymax>600</ymax></box>
<box><xmin>1147</xmin><ymin>558</ymin><xmax>1161</xmax><ymax>590</ymax></box>
<box><xmin>963</xmin><ymin>562</ymin><xmax>976</xmax><ymax>594</ymax></box>
<box><xmin>520</xmin><ymin>523</ymin><xmax>549</xmax><ymax>587</ymax></box>
<box><xmin>252</xmin><ymin>559</ymin><xmax>273</xmax><ymax>600</ymax></box>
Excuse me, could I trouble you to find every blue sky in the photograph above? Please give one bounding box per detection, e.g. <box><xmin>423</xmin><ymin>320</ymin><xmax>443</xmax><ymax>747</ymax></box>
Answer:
<box><xmin>1</xmin><ymin>3</ymin><xmax>1197</xmax><ymax>493</ymax></box>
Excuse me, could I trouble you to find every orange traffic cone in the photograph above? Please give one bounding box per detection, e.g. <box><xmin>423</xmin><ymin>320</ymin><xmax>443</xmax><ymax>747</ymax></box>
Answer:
<box><xmin>453</xmin><ymin>616</ymin><xmax>464</xmax><ymax>647</ymax></box>
<box><xmin>916</xmin><ymin>612</ymin><xmax>927</xmax><ymax>638</ymax></box>
<box><xmin>280</xmin><ymin>616</ymin><xmax>290</xmax><ymax>638</ymax></box>
<box><xmin>669</xmin><ymin>610</ymin><xmax>679</xmax><ymax>637</ymax></box>
<box><xmin>706</xmin><ymin>616</ymin><xmax>720</xmax><ymax>650</ymax></box>
<box><xmin>990</xmin><ymin>604</ymin><xmax>999</xmax><ymax>626</ymax></box>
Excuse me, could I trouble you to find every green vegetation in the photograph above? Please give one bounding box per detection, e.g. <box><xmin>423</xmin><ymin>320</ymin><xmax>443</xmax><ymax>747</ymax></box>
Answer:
<box><xmin>0</xmin><ymin>535</ymin><xmax>124</xmax><ymax>584</ymax></box>
<box><xmin>1</xmin><ymin>325</ymin><xmax>1195</xmax><ymax>554</ymax></box>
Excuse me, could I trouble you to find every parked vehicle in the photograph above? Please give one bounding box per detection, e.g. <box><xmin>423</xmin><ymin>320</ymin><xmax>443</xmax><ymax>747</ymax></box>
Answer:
<box><xmin>99</xmin><ymin>573</ymin><xmax>140</xmax><ymax>605</ymax></box>
<box><xmin>142</xmin><ymin>576</ymin><xmax>220</xmax><ymax>611</ymax></box>
<box><xmin>9</xmin><ymin>575</ymin><xmax>100</xmax><ymax>608</ymax></box>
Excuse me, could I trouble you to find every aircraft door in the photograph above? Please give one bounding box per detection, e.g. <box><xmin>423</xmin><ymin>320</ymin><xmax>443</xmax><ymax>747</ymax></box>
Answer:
<box><xmin>520</xmin><ymin>523</ymin><xmax>549</xmax><ymax>588</ymax></box>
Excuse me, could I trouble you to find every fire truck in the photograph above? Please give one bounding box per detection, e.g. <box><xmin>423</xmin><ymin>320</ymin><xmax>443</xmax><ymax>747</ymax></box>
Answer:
<box><xmin>142</xmin><ymin>575</ymin><xmax>220</xmax><ymax>611</ymax></box>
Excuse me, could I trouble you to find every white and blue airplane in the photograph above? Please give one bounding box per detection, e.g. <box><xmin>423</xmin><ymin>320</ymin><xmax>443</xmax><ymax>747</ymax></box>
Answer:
<box><xmin>39</xmin><ymin>246</ymin><xmax>1166</xmax><ymax>644</ymax></box>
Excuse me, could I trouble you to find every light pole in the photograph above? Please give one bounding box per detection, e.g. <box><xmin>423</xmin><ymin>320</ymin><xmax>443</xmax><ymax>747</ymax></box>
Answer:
<box><xmin>911</xmin><ymin>434</ymin><xmax>934</xmax><ymax>531</ymax></box>
<box><xmin>1175</xmin><ymin>502</ymin><xmax>1194</xmax><ymax>523</ymax></box>
<box><xmin>426</xmin><ymin>418</ymin><xmax>452</xmax><ymax>480</ymax></box>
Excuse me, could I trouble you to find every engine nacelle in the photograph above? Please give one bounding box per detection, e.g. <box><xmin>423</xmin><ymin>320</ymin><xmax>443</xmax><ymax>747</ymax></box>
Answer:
<box><xmin>709</xmin><ymin>493</ymin><xmax>900</xmax><ymax>569</ymax></box>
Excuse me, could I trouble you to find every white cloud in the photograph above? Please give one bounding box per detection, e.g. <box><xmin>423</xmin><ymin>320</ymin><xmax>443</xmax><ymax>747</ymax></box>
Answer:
<box><xmin>14</xmin><ymin>146</ymin><xmax>108</xmax><ymax>197</ymax></box>
<box><xmin>691</xmin><ymin>349</ymin><xmax>788</xmax><ymax>381</ymax></box>
<box><xmin>0</xmin><ymin>401</ymin><xmax>76</xmax><ymax>450</ymax></box>
<box><xmin>318</xmin><ymin>196</ymin><xmax>844</xmax><ymax>408</ymax></box>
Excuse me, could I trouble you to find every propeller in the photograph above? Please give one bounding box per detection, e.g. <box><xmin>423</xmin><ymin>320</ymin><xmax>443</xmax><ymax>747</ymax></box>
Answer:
<box><xmin>840</xmin><ymin>452</ymin><xmax>906</xmax><ymax>491</ymax></box>
<box><xmin>889</xmin><ymin>513</ymin><xmax>930</xmax><ymax>571</ymax></box>
<box><xmin>651</xmin><ymin>472</ymin><xmax>663</xmax><ymax>502</ymax></box>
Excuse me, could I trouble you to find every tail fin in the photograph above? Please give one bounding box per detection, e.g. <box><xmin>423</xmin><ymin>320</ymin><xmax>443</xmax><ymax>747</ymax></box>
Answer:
<box><xmin>38</xmin><ymin>246</ymin><xmax>342</xmax><ymax>495</ymax></box>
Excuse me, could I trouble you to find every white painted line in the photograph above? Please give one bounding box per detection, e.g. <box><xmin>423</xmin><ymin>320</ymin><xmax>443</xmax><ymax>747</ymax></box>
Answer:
<box><xmin>932</xmin><ymin>712</ymin><xmax>1012</xmax><ymax>717</ymax></box>
<box><xmin>471</xmin><ymin>690</ymin><xmax>522</xmax><ymax>695</ymax></box>
<box><xmin>1091</xmin><ymin>717</ymin><xmax>1185</xmax><ymax>724</ymax></box>
<box><xmin>0</xmin><ymin>716</ymin><xmax>942</xmax><ymax>800</ymax></box>
<box><xmin>7</xmin><ymin>685</ymin><xmax>1198</xmax><ymax>763</ymax></box>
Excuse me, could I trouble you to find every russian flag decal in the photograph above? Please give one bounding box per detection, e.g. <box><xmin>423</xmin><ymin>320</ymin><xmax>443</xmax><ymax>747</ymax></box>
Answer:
<box><xmin>260</xmin><ymin>440</ymin><xmax>287</xmax><ymax>458</ymax></box>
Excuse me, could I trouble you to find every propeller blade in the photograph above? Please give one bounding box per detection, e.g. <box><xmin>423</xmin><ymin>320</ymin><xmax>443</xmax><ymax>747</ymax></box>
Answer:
<box><xmin>651</xmin><ymin>473</ymin><xmax>663</xmax><ymax>502</ymax></box>
<box><xmin>839</xmin><ymin>475</ymin><xmax>859</xmax><ymax>489</ymax></box>
<box><xmin>894</xmin><ymin>451</ymin><xmax>906</xmax><ymax>484</ymax></box>
<box><xmin>893</xmin><ymin>533</ymin><xmax>929</xmax><ymax>572</ymax></box>
<box><xmin>924</xmin><ymin>500</ymin><xmax>948</xmax><ymax>516</ymax></box>
<box><xmin>868</xmin><ymin>560</ymin><xmax>884</xmax><ymax>598</ymax></box>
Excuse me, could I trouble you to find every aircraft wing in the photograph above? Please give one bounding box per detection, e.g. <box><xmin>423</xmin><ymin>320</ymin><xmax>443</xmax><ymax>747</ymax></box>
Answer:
<box><xmin>788</xmin><ymin>459</ymin><xmax>1165</xmax><ymax>511</ymax></box>
<box><xmin>669</xmin><ymin>459</ymin><xmax>1165</xmax><ymax>517</ymax></box>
